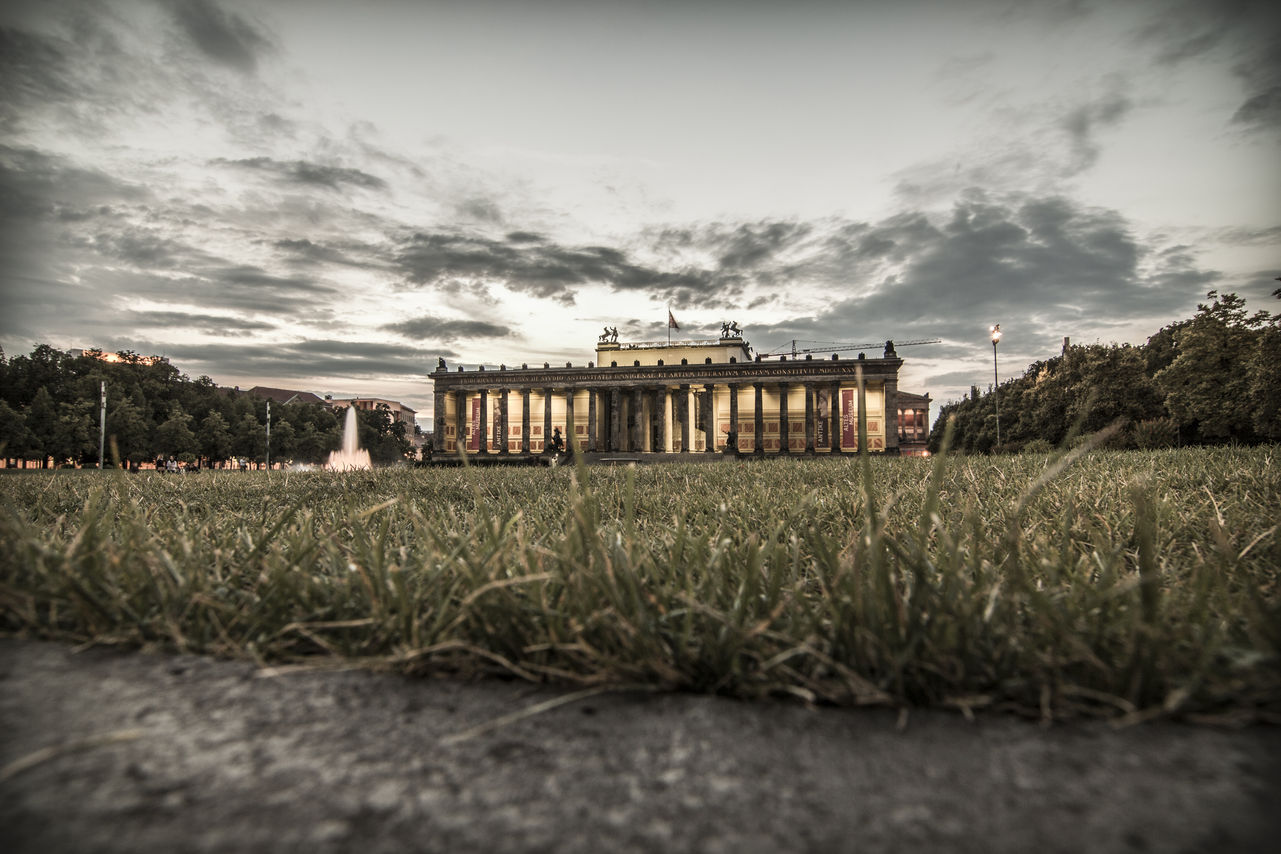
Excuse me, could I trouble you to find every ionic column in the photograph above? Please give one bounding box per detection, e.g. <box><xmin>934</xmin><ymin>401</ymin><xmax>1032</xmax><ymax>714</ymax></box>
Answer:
<box><xmin>434</xmin><ymin>391</ymin><xmax>446</xmax><ymax>449</ymax></box>
<box><xmin>609</xmin><ymin>388</ymin><xmax>622</xmax><ymax>452</ymax></box>
<box><xmin>679</xmin><ymin>384</ymin><xmax>691</xmax><ymax>453</ymax></box>
<box><xmin>656</xmin><ymin>387</ymin><xmax>669</xmax><ymax>453</ymax></box>
<box><xmin>587</xmin><ymin>388</ymin><xmax>598</xmax><ymax>452</ymax></box>
<box><xmin>631</xmin><ymin>386</ymin><xmax>644</xmax><ymax>451</ymax></box>
<box><xmin>779</xmin><ymin>383</ymin><xmax>790</xmax><ymax>454</ymax></box>
<box><xmin>565</xmin><ymin>388</ymin><xmax>575</xmax><ymax>452</ymax></box>
<box><xmin>804</xmin><ymin>384</ymin><xmax>815</xmax><ymax>454</ymax></box>
<box><xmin>830</xmin><ymin>381</ymin><xmax>841</xmax><ymax>454</ymax></box>
<box><xmin>456</xmin><ymin>391</ymin><xmax>466</xmax><ymax>452</ymax></box>
<box><xmin>753</xmin><ymin>383</ymin><xmax>764</xmax><ymax>455</ymax></box>
<box><xmin>520</xmin><ymin>389</ymin><xmax>530</xmax><ymax>453</ymax></box>
<box><xmin>884</xmin><ymin>376</ymin><xmax>898</xmax><ymax>454</ymax></box>
<box><xmin>543</xmin><ymin>387</ymin><xmax>553</xmax><ymax>454</ymax></box>
<box><xmin>728</xmin><ymin>382</ymin><xmax>740</xmax><ymax>454</ymax></box>
<box><xmin>703</xmin><ymin>384</ymin><xmax>716</xmax><ymax>453</ymax></box>
<box><xmin>478</xmin><ymin>388</ymin><xmax>489</xmax><ymax>454</ymax></box>
<box><xmin>499</xmin><ymin>389</ymin><xmax>510</xmax><ymax>455</ymax></box>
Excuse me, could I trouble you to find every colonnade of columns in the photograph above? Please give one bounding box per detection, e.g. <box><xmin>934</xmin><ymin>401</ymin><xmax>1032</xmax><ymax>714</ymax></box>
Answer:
<box><xmin>436</xmin><ymin>380</ymin><xmax>884</xmax><ymax>455</ymax></box>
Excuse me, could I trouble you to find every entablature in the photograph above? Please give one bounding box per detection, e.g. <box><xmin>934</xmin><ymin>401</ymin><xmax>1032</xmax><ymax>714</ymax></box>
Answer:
<box><xmin>430</xmin><ymin>357</ymin><xmax>903</xmax><ymax>392</ymax></box>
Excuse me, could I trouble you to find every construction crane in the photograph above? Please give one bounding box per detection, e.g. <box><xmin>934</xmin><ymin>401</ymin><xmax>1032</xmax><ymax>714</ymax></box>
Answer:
<box><xmin>762</xmin><ymin>338</ymin><xmax>942</xmax><ymax>358</ymax></box>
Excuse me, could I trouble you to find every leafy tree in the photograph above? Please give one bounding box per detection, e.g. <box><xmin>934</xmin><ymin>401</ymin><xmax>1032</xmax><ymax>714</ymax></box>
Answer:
<box><xmin>1246</xmin><ymin>299</ymin><xmax>1281</xmax><ymax>441</ymax></box>
<box><xmin>199</xmin><ymin>411</ymin><xmax>233</xmax><ymax>465</ymax></box>
<box><xmin>233</xmin><ymin>412</ymin><xmax>265</xmax><ymax>462</ymax></box>
<box><xmin>1155</xmin><ymin>291</ymin><xmax>1269</xmax><ymax>441</ymax></box>
<box><xmin>269</xmin><ymin>417</ymin><xmax>296</xmax><ymax>462</ymax></box>
<box><xmin>154</xmin><ymin>405</ymin><xmax>198</xmax><ymax>459</ymax></box>
<box><xmin>106</xmin><ymin>394</ymin><xmax>152</xmax><ymax>464</ymax></box>
<box><xmin>357</xmin><ymin>404</ymin><xmax>412</xmax><ymax>464</ymax></box>
<box><xmin>293</xmin><ymin>420</ymin><xmax>338</xmax><ymax>464</ymax></box>
<box><xmin>0</xmin><ymin>400</ymin><xmax>33</xmax><ymax>466</ymax></box>
<box><xmin>24</xmin><ymin>387</ymin><xmax>58</xmax><ymax>467</ymax></box>
<box><xmin>52</xmin><ymin>400</ymin><xmax>95</xmax><ymax>466</ymax></box>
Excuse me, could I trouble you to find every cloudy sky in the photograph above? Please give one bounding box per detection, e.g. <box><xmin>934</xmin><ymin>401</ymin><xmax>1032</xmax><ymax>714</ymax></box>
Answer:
<box><xmin>2</xmin><ymin>0</ymin><xmax>1278</xmax><ymax>427</ymax></box>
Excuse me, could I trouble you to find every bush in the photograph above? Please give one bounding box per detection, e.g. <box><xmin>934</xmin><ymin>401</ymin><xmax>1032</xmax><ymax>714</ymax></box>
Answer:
<box><xmin>1133</xmin><ymin>417</ymin><xmax>1178</xmax><ymax>450</ymax></box>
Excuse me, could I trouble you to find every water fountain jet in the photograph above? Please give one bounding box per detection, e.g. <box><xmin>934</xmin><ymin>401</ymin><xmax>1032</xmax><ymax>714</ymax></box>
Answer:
<box><xmin>327</xmin><ymin>406</ymin><xmax>372</xmax><ymax>470</ymax></box>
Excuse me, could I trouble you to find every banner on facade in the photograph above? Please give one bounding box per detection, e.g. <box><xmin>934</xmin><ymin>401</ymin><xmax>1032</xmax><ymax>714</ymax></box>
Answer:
<box><xmin>468</xmin><ymin>396</ymin><xmax>480</xmax><ymax>451</ymax></box>
<box><xmin>815</xmin><ymin>390</ymin><xmax>828</xmax><ymax>447</ymax></box>
<box><xmin>841</xmin><ymin>389</ymin><xmax>856</xmax><ymax>449</ymax></box>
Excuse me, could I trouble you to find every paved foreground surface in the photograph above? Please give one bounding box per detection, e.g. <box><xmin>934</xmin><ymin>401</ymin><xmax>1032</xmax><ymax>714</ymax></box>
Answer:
<box><xmin>2</xmin><ymin>639</ymin><xmax>1278</xmax><ymax>853</ymax></box>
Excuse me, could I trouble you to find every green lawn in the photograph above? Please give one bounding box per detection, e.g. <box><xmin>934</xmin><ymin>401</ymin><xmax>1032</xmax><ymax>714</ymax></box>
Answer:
<box><xmin>3</xmin><ymin>442</ymin><xmax>1278</xmax><ymax>723</ymax></box>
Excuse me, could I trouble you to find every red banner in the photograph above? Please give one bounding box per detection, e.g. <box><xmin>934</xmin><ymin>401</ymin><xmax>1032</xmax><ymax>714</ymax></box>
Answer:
<box><xmin>468</xmin><ymin>396</ymin><xmax>480</xmax><ymax>451</ymax></box>
<box><xmin>841</xmin><ymin>389</ymin><xmax>856</xmax><ymax>449</ymax></box>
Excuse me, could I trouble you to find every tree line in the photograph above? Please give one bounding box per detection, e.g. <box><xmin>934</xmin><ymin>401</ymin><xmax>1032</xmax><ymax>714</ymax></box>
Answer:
<box><xmin>929</xmin><ymin>291</ymin><xmax>1281</xmax><ymax>454</ymax></box>
<box><xmin>0</xmin><ymin>347</ymin><xmax>415</xmax><ymax>468</ymax></box>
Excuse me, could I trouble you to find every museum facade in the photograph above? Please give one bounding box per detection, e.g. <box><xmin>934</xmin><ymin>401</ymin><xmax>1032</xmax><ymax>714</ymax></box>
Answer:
<box><xmin>429</xmin><ymin>331</ymin><xmax>929</xmax><ymax>458</ymax></box>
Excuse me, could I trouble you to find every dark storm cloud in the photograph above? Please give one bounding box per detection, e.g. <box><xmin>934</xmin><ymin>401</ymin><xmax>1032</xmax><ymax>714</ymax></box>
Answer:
<box><xmin>207</xmin><ymin>264</ymin><xmax>334</xmax><ymax>299</ymax></box>
<box><xmin>91</xmin><ymin>228</ymin><xmax>215</xmax><ymax>269</ymax></box>
<box><xmin>456</xmin><ymin>197</ymin><xmax>504</xmax><ymax>224</ymax></box>
<box><xmin>0</xmin><ymin>9</ymin><xmax>206</xmax><ymax>140</ymax></box>
<box><xmin>0</xmin><ymin>146</ymin><xmax>157</xmax><ymax>338</ymax></box>
<box><xmin>0</xmin><ymin>25</ymin><xmax>78</xmax><ymax>129</ymax></box>
<box><xmin>1134</xmin><ymin>0</ymin><xmax>1281</xmax><ymax>132</ymax></box>
<box><xmin>167</xmin><ymin>0</ymin><xmax>273</xmax><ymax>74</ymax></box>
<box><xmin>85</xmin><ymin>265</ymin><xmax>337</xmax><ymax>316</ymax></box>
<box><xmin>1230</xmin><ymin>40</ymin><xmax>1281</xmax><ymax>130</ymax></box>
<box><xmin>157</xmin><ymin>339</ymin><xmax>439</xmax><ymax>381</ymax></box>
<box><xmin>1060</xmin><ymin>90</ymin><xmax>1132</xmax><ymax>174</ymax></box>
<box><xmin>715</xmin><ymin>221</ymin><xmax>812</xmax><ymax>270</ymax></box>
<box><xmin>380</xmin><ymin>316</ymin><xmax>511</xmax><ymax>342</ymax></box>
<box><xmin>393</xmin><ymin>231</ymin><xmax>705</xmax><ymax>303</ymax></box>
<box><xmin>213</xmin><ymin>157</ymin><xmax>388</xmax><ymax>192</ymax></box>
<box><xmin>0</xmin><ymin>145</ymin><xmax>148</xmax><ymax>217</ymax></box>
<box><xmin>1131</xmin><ymin>0</ymin><xmax>1274</xmax><ymax>67</ymax></box>
<box><xmin>133</xmin><ymin>311</ymin><xmax>276</xmax><ymax>335</ymax></box>
<box><xmin>272</xmin><ymin>237</ymin><xmax>387</xmax><ymax>270</ymax></box>
<box><xmin>1212</xmin><ymin>224</ymin><xmax>1281</xmax><ymax>246</ymax></box>
<box><xmin>734</xmin><ymin>190</ymin><xmax>1213</xmax><ymax>355</ymax></box>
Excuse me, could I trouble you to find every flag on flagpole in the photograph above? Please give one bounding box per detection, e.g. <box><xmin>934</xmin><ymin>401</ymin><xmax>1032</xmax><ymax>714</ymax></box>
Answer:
<box><xmin>668</xmin><ymin>310</ymin><xmax>679</xmax><ymax>330</ymax></box>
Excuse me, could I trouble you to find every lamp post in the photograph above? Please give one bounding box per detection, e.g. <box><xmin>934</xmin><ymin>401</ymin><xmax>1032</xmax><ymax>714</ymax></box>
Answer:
<box><xmin>990</xmin><ymin>324</ymin><xmax>1002</xmax><ymax>448</ymax></box>
<box><xmin>98</xmin><ymin>381</ymin><xmax>106</xmax><ymax>470</ymax></box>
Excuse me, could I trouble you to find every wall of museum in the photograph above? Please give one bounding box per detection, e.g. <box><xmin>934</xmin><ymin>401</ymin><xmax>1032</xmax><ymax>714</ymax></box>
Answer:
<box><xmin>440</xmin><ymin>382</ymin><xmax>887</xmax><ymax>454</ymax></box>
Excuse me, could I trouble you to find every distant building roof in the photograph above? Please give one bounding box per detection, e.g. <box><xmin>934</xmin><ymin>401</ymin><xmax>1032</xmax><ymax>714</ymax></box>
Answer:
<box><xmin>896</xmin><ymin>390</ymin><xmax>931</xmax><ymax>407</ymax></box>
<box><xmin>246</xmin><ymin>386</ymin><xmax>326</xmax><ymax>406</ymax></box>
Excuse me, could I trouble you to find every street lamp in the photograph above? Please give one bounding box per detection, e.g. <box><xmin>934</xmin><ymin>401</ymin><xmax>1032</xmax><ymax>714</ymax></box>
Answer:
<box><xmin>990</xmin><ymin>324</ymin><xmax>1002</xmax><ymax>448</ymax></box>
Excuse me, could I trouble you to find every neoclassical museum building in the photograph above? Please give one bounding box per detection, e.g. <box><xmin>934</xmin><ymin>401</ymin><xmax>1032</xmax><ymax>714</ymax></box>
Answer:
<box><xmin>430</xmin><ymin>327</ymin><xmax>931</xmax><ymax>459</ymax></box>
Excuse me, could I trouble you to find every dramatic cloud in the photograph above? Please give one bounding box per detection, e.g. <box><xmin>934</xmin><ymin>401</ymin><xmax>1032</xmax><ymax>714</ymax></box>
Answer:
<box><xmin>133</xmin><ymin>310</ymin><xmax>276</xmax><ymax>335</ymax></box>
<box><xmin>1231</xmin><ymin>40</ymin><xmax>1281</xmax><ymax>130</ymax></box>
<box><xmin>213</xmin><ymin>157</ymin><xmax>387</xmax><ymax>192</ymax></box>
<box><xmin>156</xmin><ymin>338</ymin><xmax>439</xmax><ymax>381</ymax></box>
<box><xmin>1134</xmin><ymin>0</ymin><xmax>1281</xmax><ymax>131</ymax></box>
<box><xmin>704</xmin><ymin>191</ymin><xmax>1215</xmax><ymax>359</ymax></box>
<box><xmin>91</xmin><ymin>228</ymin><xmax>216</xmax><ymax>269</ymax></box>
<box><xmin>0</xmin><ymin>25</ymin><xmax>77</xmax><ymax>130</ymax></box>
<box><xmin>393</xmin><ymin>231</ymin><xmax>705</xmax><ymax>304</ymax></box>
<box><xmin>272</xmin><ymin>238</ymin><xmax>387</xmax><ymax>270</ymax></box>
<box><xmin>381</xmin><ymin>315</ymin><xmax>511</xmax><ymax>342</ymax></box>
<box><xmin>167</xmin><ymin>0</ymin><xmax>273</xmax><ymax>74</ymax></box>
<box><xmin>1060</xmin><ymin>90</ymin><xmax>1134</xmax><ymax>174</ymax></box>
